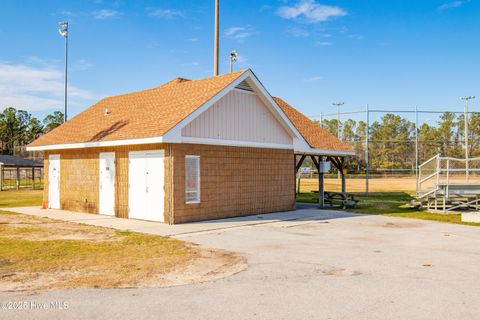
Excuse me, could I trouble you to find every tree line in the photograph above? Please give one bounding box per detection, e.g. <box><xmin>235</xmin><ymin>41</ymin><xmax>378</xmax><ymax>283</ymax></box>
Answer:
<box><xmin>0</xmin><ymin>107</ymin><xmax>64</xmax><ymax>155</ymax></box>
<box><xmin>318</xmin><ymin>112</ymin><xmax>477</xmax><ymax>173</ymax></box>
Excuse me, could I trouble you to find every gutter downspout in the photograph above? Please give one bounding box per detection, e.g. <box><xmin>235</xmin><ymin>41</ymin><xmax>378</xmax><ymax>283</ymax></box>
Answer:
<box><xmin>168</xmin><ymin>144</ymin><xmax>174</xmax><ymax>225</ymax></box>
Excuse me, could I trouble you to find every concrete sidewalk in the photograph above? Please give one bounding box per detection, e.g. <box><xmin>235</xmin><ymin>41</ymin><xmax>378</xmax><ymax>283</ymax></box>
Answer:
<box><xmin>7</xmin><ymin>206</ymin><xmax>360</xmax><ymax>237</ymax></box>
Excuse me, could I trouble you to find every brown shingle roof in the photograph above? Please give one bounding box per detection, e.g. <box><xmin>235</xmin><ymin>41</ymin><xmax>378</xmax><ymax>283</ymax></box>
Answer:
<box><xmin>29</xmin><ymin>70</ymin><xmax>247</xmax><ymax>147</ymax></box>
<box><xmin>29</xmin><ymin>70</ymin><xmax>352</xmax><ymax>154</ymax></box>
<box><xmin>273</xmin><ymin>97</ymin><xmax>353</xmax><ymax>152</ymax></box>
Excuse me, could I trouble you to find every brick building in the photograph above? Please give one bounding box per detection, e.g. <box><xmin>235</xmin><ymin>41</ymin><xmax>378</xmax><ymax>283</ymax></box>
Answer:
<box><xmin>27</xmin><ymin>69</ymin><xmax>353</xmax><ymax>224</ymax></box>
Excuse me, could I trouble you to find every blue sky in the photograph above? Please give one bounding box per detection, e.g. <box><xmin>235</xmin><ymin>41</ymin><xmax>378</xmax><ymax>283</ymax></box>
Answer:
<box><xmin>1</xmin><ymin>0</ymin><xmax>479</xmax><ymax>122</ymax></box>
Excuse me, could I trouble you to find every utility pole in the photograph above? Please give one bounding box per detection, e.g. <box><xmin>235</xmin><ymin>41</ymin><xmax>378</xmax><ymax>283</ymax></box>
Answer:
<box><xmin>333</xmin><ymin>102</ymin><xmax>345</xmax><ymax>180</ymax></box>
<box><xmin>415</xmin><ymin>105</ymin><xmax>419</xmax><ymax>196</ymax></box>
<box><xmin>59</xmin><ymin>21</ymin><xmax>69</xmax><ymax>122</ymax></box>
<box><xmin>365</xmin><ymin>104</ymin><xmax>369</xmax><ymax>197</ymax></box>
<box><xmin>332</xmin><ymin>102</ymin><xmax>344</xmax><ymax>141</ymax></box>
<box><xmin>229</xmin><ymin>50</ymin><xmax>237</xmax><ymax>73</ymax></box>
<box><xmin>213</xmin><ymin>0</ymin><xmax>219</xmax><ymax>76</ymax></box>
<box><xmin>462</xmin><ymin>96</ymin><xmax>475</xmax><ymax>181</ymax></box>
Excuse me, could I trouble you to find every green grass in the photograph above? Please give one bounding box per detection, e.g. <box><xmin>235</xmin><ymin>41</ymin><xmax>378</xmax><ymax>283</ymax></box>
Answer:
<box><xmin>296</xmin><ymin>191</ymin><xmax>480</xmax><ymax>227</ymax></box>
<box><xmin>0</xmin><ymin>190</ymin><xmax>43</xmax><ymax>207</ymax></box>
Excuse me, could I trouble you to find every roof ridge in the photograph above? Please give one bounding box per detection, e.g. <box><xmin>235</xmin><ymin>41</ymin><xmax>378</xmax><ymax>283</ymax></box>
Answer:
<box><xmin>101</xmin><ymin>70</ymin><xmax>248</xmax><ymax>102</ymax></box>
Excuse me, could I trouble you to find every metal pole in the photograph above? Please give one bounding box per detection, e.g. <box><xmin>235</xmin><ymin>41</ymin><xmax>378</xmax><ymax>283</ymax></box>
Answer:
<box><xmin>320</xmin><ymin>112</ymin><xmax>323</xmax><ymax>127</ymax></box>
<box><xmin>415</xmin><ymin>105</ymin><xmax>419</xmax><ymax>195</ymax></box>
<box><xmin>462</xmin><ymin>96</ymin><xmax>475</xmax><ymax>181</ymax></box>
<box><xmin>365</xmin><ymin>104</ymin><xmax>369</xmax><ymax>196</ymax></box>
<box><xmin>465</xmin><ymin>98</ymin><xmax>468</xmax><ymax>182</ymax></box>
<box><xmin>59</xmin><ymin>21</ymin><xmax>69</xmax><ymax>122</ymax></box>
<box><xmin>332</xmin><ymin>102</ymin><xmax>344</xmax><ymax>180</ymax></box>
<box><xmin>337</xmin><ymin>105</ymin><xmax>341</xmax><ymax>140</ymax></box>
<box><xmin>213</xmin><ymin>0</ymin><xmax>219</xmax><ymax>76</ymax></box>
<box><xmin>64</xmin><ymin>29</ymin><xmax>68</xmax><ymax>121</ymax></box>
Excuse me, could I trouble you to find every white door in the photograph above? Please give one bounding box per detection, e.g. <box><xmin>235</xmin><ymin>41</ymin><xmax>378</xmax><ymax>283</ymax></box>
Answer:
<box><xmin>48</xmin><ymin>154</ymin><xmax>60</xmax><ymax>209</ymax></box>
<box><xmin>128</xmin><ymin>151</ymin><xmax>165</xmax><ymax>222</ymax></box>
<box><xmin>99</xmin><ymin>152</ymin><xmax>115</xmax><ymax>216</ymax></box>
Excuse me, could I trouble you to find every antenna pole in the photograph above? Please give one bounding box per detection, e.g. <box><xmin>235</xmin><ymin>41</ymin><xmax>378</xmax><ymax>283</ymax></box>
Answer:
<box><xmin>214</xmin><ymin>0</ymin><xmax>219</xmax><ymax>76</ymax></box>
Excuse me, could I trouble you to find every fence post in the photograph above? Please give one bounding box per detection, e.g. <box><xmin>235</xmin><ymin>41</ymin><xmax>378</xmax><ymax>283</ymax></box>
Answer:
<box><xmin>365</xmin><ymin>104</ymin><xmax>369</xmax><ymax>197</ymax></box>
<box><xmin>16</xmin><ymin>167</ymin><xmax>20</xmax><ymax>190</ymax></box>
<box><xmin>32</xmin><ymin>167</ymin><xmax>35</xmax><ymax>190</ymax></box>
<box><xmin>415</xmin><ymin>105</ymin><xmax>419</xmax><ymax>196</ymax></box>
<box><xmin>446</xmin><ymin>159</ymin><xmax>450</xmax><ymax>198</ymax></box>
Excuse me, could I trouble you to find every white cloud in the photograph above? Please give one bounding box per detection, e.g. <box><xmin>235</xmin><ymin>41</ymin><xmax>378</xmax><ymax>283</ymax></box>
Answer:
<box><xmin>286</xmin><ymin>26</ymin><xmax>310</xmax><ymax>38</ymax></box>
<box><xmin>304</xmin><ymin>76</ymin><xmax>323</xmax><ymax>82</ymax></box>
<box><xmin>186</xmin><ymin>37</ymin><xmax>199</xmax><ymax>42</ymax></box>
<box><xmin>224</xmin><ymin>26</ymin><xmax>256</xmax><ymax>42</ymax></box>
<box><xmin>148</xmin><ymin>8</ymin><xmax>183</xmax><ymax>18</ymax></box>
<box><xmin>93</xmin><ymin>9</ymin><xmax>121</xmax><ymax>19</ymax></box>
<box><xmin>277</xmin><ymin>0</ymin><xmax>347</xmax><ymax>23</ymax></box>
<box><xmin>437</xmin><ymin>0</ymin><xmax>469</xmax><ymax>11</ymax></box>
<box><xmin>0</xmin><ymin>61</ymin><xmax>96</xmax><ymax>111</ymax></box>
<box><xmin>313</xmin><ymin>41</ymin><xmax>332</xmax><ymax>46</ymax></box>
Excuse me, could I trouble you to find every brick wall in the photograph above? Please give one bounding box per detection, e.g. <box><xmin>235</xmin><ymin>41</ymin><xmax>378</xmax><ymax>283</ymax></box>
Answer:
<box><xmin>44</xmin><ymin>144</ymin><xmax>169</xmax><ymax>219</ymax></box>
<box><xmin>43</xmin><ymin>143</ymin><xmax>295</xmax><ymax>224</ymax></box>
<box><xmin>171</xmin><ymin>144</ymin><xmax>295</xmax><ymax>223</ymax></box>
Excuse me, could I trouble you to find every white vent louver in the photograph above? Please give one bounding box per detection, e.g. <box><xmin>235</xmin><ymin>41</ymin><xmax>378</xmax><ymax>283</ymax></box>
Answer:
<box><xmin>235</xmin><ymin>80</ymin><xmax>254</xmax><ymax>92</ymax></box>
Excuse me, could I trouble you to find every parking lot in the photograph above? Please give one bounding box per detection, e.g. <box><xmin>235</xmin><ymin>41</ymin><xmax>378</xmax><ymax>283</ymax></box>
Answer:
<box><xmin>2</xmin><ymin>208</ymin><xmax>480</xmax><ymax>320</ymax></box>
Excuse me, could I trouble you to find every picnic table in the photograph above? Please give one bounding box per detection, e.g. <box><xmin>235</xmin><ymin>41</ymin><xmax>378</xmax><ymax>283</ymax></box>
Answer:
<box><xmin>311</xmin><ymin>191</ymin><xmax>359</xmax><ymax>209</ymax></box>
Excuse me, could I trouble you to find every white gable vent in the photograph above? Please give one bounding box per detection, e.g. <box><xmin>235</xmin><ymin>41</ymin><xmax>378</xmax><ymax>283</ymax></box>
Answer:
<box><xmin>235</xmin><ymin>80</ymin><xmax>254</xmax><ymax>92</ymax></box>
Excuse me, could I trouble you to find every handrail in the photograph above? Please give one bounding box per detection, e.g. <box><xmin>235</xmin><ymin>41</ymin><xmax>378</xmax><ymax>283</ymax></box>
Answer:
<box><xmin>419</xmin><ymin>172</ymin><xmax>440</xmax><ymax>184</ymax></box>
<box><xmin>439</xmin><ymin>156</ymin><xmax>480</xmax><ymax>162</ymax></box>
<box><xmin>417</xmin><ymin>188</ymin><xmax>439</xmax><ymax>199</ymax></box>
<box><xmin>418</xmin><ymin>154</ymin><xmax>440</xmax><ymax>169</ymax></box>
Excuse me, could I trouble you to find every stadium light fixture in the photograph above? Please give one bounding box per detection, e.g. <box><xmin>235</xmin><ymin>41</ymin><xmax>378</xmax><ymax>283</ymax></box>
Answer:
<box><xmin>58</xmin><ymin>21</ymin><xmax>69</xmax><ymax>122</ymax></box>
<box><xmin>229</xmin><ymin>50</ymin><xmax>238</xmax><ymax>73</ymax></box>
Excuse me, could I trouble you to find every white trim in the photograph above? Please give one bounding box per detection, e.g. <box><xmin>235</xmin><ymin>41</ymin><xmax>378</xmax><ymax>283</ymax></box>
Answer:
<box><xmin>181</xmin><ymin>136</ymin><xmax>294</xmax><ymax>150</ymax></box>
<box><xmin>98</xmin><ymin>152</ymin><xmax>116</xmax><ymax>216</ymax></box>
<box><xmin>244</xmin><ymin>73</ymin><xmax>310</xmax><ymax>150</ymax></box>
<box><xmin>295</xmin><ymin>148</ymin><xmax>355</xmax><ymax>156</ymax></box>
<box><xmin>163</xmin><ymin>70</ymin><xmax>309</xmax><ymax>149</ymax></box>
<box><xmin>128</xmin><ymin>149</ymin><xmax>164</xmax><ymax>155</ymax></box>
<box><xmin>26</xmin><ymin>136</ymin><xmax>164</xmax><ymax>151</ymax></box>
<box><xmin>185</xmin><ymin>155</ymin><xmax>201</xmax><ymax>204</ymax></box>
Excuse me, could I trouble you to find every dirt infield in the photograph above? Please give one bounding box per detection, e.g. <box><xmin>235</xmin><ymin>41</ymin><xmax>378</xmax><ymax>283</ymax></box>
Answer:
<box><xmin>298</xmin><ymin>177</ymin><xmax>416</xmax><ymax>193</ymax></box>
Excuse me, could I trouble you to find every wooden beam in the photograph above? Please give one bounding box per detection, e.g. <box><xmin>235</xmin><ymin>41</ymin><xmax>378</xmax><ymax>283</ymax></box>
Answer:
<box><xmin>328</xmin><ymin>156</ymin><xmax>342</xmax><ymax>171</ymax></box>
<box><xmin>310</xmin><ymin>155</ymin><xmax>319</xmax><ymax>170</ymax></box>
<box><xmin>295</xmin><ymin>155</ymin><xmax>307</xmax><ymax>173</ymax></box>
<box><xmin>318</xmin><ymin>156</ymin><xmax>325</xmax><ymax>208</ymax></box>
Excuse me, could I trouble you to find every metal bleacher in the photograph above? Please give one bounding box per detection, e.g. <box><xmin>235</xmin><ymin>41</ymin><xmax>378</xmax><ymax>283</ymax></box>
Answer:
<box><xmin>417</xmin><ymin>154</ymin><xmax>480</xmax><ymax>213</ymax></box>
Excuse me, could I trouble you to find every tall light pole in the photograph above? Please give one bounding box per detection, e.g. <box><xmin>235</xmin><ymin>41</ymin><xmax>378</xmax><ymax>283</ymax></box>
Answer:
<box><xmin>462</xmin><ymin>96</ymin><xmax>475</xmax><ymax>181</ymax></box>
<box><xmin>229</xmin><ymin>50</ymin><xmax>237</xmax><ymax>73</ymax></box>
<box><xmin>332</xmin><ymin>102</ymin><xmax>344</xmax><ymax>140</ymax></box>
<box><xmin>59</xmin><ymin>21</ymin><xmax>69</xmax><ymax>122</ymax></box>
<box><xmin>333</xmin><ymin>102</ymin><xmax>344</xmax><ymax>180</ymax></box>
<box><xmin>213</xmin><ymin>0</ymin><xmax>219</xmax><ymax>76</ymax></box>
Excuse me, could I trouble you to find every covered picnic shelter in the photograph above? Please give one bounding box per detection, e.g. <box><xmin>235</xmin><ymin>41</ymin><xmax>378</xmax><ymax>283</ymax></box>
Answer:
<box><xmin>0</xmin><ymin>155</ymin><xmax>44</xmax><ymax>190</ymax></box>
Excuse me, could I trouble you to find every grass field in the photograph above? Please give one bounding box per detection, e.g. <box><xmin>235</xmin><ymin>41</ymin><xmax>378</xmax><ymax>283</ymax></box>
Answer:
<box><xmin>296</xmin><ymin>191</ymin><xmax>480</xmax><ymax>227</ymax></box>
<box><xmin>297</xmin><ymin>177</ymin><xmax>416</xmax><ymax>193</ymax></box>
<box><xmin>0</xmin><ymin>189</ymin><xmax>43</xmax><ymax>207</ymax></box>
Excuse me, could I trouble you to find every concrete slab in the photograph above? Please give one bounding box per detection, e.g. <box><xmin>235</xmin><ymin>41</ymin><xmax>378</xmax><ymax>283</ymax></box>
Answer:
<box><xmin>3</xmin><ymin>206</ymin><xmax>480</xmax><ymax>320</ymax></box>
<box><xmin>6</xmin><ymin>206</ymin><xmax>359</xmax><ymax>237</ymax></box>
<box><xmin>462</xmin><ymin>211</ymin><xmax>480</xmax><ymax>223</ymax></box>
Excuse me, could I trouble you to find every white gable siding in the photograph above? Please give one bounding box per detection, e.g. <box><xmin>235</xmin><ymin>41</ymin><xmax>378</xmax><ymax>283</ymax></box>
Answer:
<box><xmin>182</xmin><ymin>89</ymin><xmax>293</xmax><ymax>146</ymax></box>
